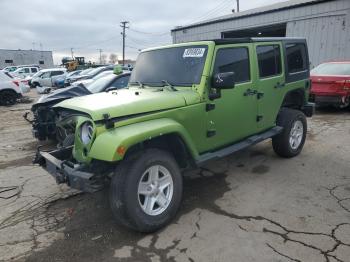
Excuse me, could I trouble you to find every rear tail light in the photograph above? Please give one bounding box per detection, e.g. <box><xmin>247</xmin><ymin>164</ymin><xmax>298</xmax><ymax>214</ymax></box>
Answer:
<box><xmin>335</xmin><ymin>80</ymin><xmax>350</xmax><ymax>90</ymax></box>
<box><xmin>12</xmin><ymin>80</ymin><xmax>19</xmax><ymax>87</ymax></box>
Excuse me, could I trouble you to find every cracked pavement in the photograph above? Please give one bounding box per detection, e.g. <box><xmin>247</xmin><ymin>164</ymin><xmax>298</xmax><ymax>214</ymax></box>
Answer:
<box><xmin>0</xmin><ymin>90</ymin><xmax>349</xmax><ymax>262</ymax></box>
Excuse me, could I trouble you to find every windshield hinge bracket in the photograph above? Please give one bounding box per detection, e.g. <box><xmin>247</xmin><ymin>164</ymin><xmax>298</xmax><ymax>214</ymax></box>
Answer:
<box><xmin>206</xmin><ymin>103</ymin><xmax>215</xmax><ymax>112</ymax></box>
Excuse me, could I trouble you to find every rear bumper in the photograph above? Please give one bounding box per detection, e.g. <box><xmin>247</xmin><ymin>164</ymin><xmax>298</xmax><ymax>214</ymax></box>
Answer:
<box><xmin>34</xmin><ymin>146</ymin><xmax>104</xmax><ymax>193</ymax></box>
<box><xmin>309</xmin><ymin>94</ymin><xmax>348</xmax><ymax>105</ymax></box>
<box><xmin>302</xmin><ymin>102</ymin><xmax>315</xmax><ymax>117</ymax></box>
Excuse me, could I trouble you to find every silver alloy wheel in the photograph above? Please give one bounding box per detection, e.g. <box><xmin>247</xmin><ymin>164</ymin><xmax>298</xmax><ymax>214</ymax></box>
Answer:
<box><xmin>137</xmin><ymin>165</ymin><xmax>174</xmax><ymax>216</ymax></box>
<box><xmin>289</xmin><ymin>120</ymin><xmax>304</xmax><ymax>150</ymax></box>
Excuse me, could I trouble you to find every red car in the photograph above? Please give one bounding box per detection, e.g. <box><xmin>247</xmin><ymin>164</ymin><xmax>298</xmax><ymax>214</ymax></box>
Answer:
<box><xmin>310</xmin><ymin>61</ymin><xmax>350</xmax><ymax>108</ymax></box>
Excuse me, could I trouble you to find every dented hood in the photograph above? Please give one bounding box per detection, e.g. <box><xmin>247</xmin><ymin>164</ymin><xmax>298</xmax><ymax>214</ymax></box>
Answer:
<box><xmin>32</xmin><ymin>84</ymin><xmax>91</xmax><ymax>109</ymax></box>
<box><xmin>54</xmin><ymin>88</ymin><xmax>200</xmax><ymax>121</ymax></box>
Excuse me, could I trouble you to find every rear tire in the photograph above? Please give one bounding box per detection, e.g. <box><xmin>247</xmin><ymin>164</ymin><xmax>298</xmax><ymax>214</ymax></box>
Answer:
<box><xmin>272</xmin><ymin>108</ymin><xmax>307</xmax><ymax>158</ymax></box>
<box><xmin>0</xmin><ymin>90</ymin><xmax>18</xmax><ymax>106</ymax></box>
<box><xmin>109</xmin><ymin>148</ymin><xmax>183</xmax><ymax>232</ymax></box>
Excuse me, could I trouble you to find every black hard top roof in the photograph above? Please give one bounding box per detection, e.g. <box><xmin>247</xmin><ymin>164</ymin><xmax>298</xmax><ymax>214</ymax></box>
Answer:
<box><xmin>212</xmin><ymin>37</ymin><xmax>306</xmax><ymax>45</ymax></box>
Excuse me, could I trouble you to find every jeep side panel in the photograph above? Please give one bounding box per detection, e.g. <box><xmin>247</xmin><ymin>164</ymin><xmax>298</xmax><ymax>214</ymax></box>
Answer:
<box><xmin>88</xmin><ymin>118</ymin><xmax>199</xmax><ymax>162</ymax></box>
<box><xmin>203</xmin><ymin>43</ymin><xmax>259</xmax><ymax>152</ymax></box>
<box><xmin>254</xmin><ymin>41</ymin><xmax>286</xmax><ymax>131</ymax></box>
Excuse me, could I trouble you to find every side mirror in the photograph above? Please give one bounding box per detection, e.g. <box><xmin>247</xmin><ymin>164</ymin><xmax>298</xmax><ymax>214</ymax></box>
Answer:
<box><xmin>212</xmin><ymin>72</ymin><xmax>235</xmax><ymax>89</ymax></box>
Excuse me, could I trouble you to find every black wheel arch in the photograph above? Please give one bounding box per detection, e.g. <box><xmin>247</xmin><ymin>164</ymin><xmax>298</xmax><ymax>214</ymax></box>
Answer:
<box><xmin>281</xmin><ymin>88</ymin><xmax>305</xmax><ymax>110</ymax></box>
<box><xmin>125</xmin><ymin>133</ymin><xmax>195</xmax><ymax>169</ymax></box>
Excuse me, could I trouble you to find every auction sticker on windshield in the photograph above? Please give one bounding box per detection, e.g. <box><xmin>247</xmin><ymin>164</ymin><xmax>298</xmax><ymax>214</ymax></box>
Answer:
<box><xmin>183</xmin><ymin>48</ymin><xmax>205</xmax><ymax>58</ymax></box>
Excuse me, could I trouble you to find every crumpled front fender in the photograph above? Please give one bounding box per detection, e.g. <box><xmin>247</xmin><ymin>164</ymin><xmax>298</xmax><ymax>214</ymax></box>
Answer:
<box><xmin>88</xmin><ymin>118</ymin><xmax>199</xmax><ymax>162</ymax></box>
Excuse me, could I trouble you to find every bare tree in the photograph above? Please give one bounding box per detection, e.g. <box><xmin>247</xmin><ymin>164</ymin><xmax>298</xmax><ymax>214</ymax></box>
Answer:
<box><xmin>109</xmin><ymin>53</ymin><xmax>118</xmax><ymax>64</ymax></box>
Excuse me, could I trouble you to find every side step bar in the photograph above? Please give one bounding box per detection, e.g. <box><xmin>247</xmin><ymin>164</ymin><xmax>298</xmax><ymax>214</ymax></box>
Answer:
<box><xmin>196</xmin><ymin>126</ymin><xmax>283</xmax><ymax>165</ymax></box>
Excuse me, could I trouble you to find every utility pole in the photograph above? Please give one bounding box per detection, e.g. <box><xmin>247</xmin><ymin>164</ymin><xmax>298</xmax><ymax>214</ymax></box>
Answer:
<box><xmin>237</xmin><ymin>0</ymin><xmax>240</xmax><ymax>12</ymax></box>
<box><xmin>70</xmin><ymin>48</ymin><xmax>74</xmax><ymax>59</ymax></box>
<box><xmin>120</xmin><ymin>21</ymin><xmax>129</xmax><ymax>65</ymax></box>
<box><xmin>98</xmin><ymin>49</ymin><xmax>103</xmax><ymax>64</ymax></box>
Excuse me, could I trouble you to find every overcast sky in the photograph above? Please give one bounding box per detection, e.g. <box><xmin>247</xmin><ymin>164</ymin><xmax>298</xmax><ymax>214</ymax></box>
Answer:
<box><xmin>0</xmin><ymin>0</ymin><xmax>288</xmax><ymax>64</ymax></box>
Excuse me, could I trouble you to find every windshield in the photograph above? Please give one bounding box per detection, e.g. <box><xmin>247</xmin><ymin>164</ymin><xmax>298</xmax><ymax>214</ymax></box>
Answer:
<box><xmin>312</xmin><ymin>63</ymin><xmax>350</xmax><ymax>76</ymax></box>
<box><xmin>79</xmin><ymin>68</ymin><xmax>93</xmax><ymax>76</ymax></box>
<box><xmin>67</xmin><ymin>70</ymin><xmax>81</xmax><ymax>77</ymax></box>
<box><xmin>87</xmin><ymin>74</ymin><xmax>115</xmax><ymax>93</ymax></box>
<box><xmin>130</xmin><ymin>45</ymin><xmax>208</xmax><ymax>86</ymax></box>
<box><xmin>86</xmin><ymin>67</ymin><xmax>104</xmax><ymax>76</ymax></box>
<box><xmin>92</xmin><ymin>70</ymin><xmax>112</xmax><ymax>80</ymax></box>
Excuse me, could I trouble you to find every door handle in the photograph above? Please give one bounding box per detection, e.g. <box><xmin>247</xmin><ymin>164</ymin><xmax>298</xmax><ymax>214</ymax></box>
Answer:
<box><xmin>244</xmin><ymin>89</ymin><xmax>257</xmax><ymax>96</ymax></box>
<box><xmin>274</xmin><ymin>82</ymin><xmax>285</xmax><ymax>89</ymax></box>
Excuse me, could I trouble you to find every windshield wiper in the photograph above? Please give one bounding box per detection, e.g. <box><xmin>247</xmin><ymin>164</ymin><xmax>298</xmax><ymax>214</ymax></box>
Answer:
<box><xmin>161</xmin><ymin>80</ymin><xmax>177</xmax><ymax>91</ymax></box>
<box><xmin>129</xmin><ymin>81</ymin><xmax>144</xmax><ymax>88</ymax></box>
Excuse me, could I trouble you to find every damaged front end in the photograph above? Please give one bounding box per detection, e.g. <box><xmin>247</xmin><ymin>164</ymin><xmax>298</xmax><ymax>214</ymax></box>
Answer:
<box><xmin>34</xmin><ymin>146</ymin><xmax>110</xmax><ymax>193</ymax></box>
<box><xmin>33</xmin><ymin>111</ymin><xmax>113</xmax><ymax>193</ymax></box>
<box><xmin>30</xmin><ymin>104</ymin><xmax>58</xmax><ymax>141</ymax></box>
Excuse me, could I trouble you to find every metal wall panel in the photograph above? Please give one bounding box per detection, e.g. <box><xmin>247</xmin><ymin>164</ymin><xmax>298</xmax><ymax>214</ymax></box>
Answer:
<box><xmin>172</xmin><ymin>0</ymin><xmax>350</xmax><ymax>66</ymax></box>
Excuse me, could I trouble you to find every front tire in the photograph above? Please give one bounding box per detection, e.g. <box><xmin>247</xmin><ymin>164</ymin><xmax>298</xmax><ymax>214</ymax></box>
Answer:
<box><xmin>109</xmin><ymin>148</ymin><xmax>183</xmax><ymax>232</ymax></box>
<box><xmin>272</xmin><ymin>108</ymin><xmax>307</xmax><ymax>158</ymax></box>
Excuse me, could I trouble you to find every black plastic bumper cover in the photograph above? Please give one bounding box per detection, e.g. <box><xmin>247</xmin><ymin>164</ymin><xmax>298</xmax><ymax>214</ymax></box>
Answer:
<box><xmin>302</xmin><ymin>102</ymin><xmax>315</xmax><ymax>117</ymax></box>
<box><xmin>35</xmin><ymin>147</ymin><xmax>103</xmax><ymax>193</ymax></box>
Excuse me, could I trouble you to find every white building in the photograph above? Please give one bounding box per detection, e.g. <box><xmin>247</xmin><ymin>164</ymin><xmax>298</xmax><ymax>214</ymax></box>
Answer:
<box><xmin>171</xmin><ymin>0</ymin><xmax>350</xmax><ymax>67</ymax></box>
<box><xmin>0</xmin><ymin>49</ymin><xmax>54</xmax><ymax>69</ymax></box>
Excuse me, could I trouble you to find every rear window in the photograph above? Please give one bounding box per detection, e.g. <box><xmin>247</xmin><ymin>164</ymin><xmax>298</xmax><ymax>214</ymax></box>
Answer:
<box><xmin>257</xmin><ymin>45</ymin><xmax>282</xmax><ymax>78</ymax></box>
<box><xmin>286</xmin><ymin>43</ymin><xmax>307</xmax><ymax>74</ymax></box>
<box><xmin>311</xmin><ymin>63</ymin><xmax>350</xmax><ymax>76</ymax></box>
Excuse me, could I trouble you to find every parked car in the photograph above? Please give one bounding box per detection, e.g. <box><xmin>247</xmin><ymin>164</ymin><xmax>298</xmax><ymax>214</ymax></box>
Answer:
<box><xmin>64</xmin><ymin>68</ymin><xmax>93</xmax><ymax>86</ymax></box>
<box><xmin>72</xmin><ymin>70</ymin><xmax>114</xmax><ymax>87</ymax></box>
<box><xmin>35</xmin><ymin>38</ymin><xmax>314</xmax><ymax>232</ymax></box>
<box><xmin>30</xmin><ymin>68</ymin><xmax>67</xmax><ymax>89</ymax></box>
<box><xmin>29</xmin><ymin>72</ymin><xmax>131</xmax><ymax>141</ymax></box>
<box><xmin>3</xmin><ymin>64</ymin><xmax>40</xmax><ymax>73</ymax></box>
<box><xmin>11</xmin><ymin>66</ymin><xmax>40</xmax><ymax>79</ymax></box>
<box><xmin>54</xmin><ymin>70</ymin><xmax>83</xmax><ymax>88</ymax></box>
<box><xmin>310</xmin><ymin>61</ymin><xmax>350</xmax><ymax>108</ymax></box>
<box><xmin>0</xmin><ymin>71</ymin><xmax>30</xmax><ymax>105</ymax></box>
<box><xmin>67</xmin><ymin>65</ymin><xmax>115</xmax><ymax>85</ymax></box>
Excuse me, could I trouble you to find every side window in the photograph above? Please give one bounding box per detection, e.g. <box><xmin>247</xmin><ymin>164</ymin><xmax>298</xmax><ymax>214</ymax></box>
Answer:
<box><xmin>111</xmin><ymin>75</ymin><xmax>130</xmax><ymax>88</ymax></box>
<box><xmin>31</xmin><ymin>68</ymin><xmax>38</xmax><ymax>73</ymax></box>
<box><xmin>23</xmin><ymin>68</ymin><xmax>30</xmax><ymax>73</ymax></box>
<box><xmin>213</xmin><ymin>47</ymin><xmax>250</xmax><ymax>83</ymax></box>
<box><xmin>257</xmin><ymin>45</ymin><xmax>282</xmax><ymax>78</ymax></box>
<box><xmin>41</xmin><ymin>72</ymin><xmax>51</xmax><ymax>78</ymax></box>
<box><xmin>286</xmin><ymin>43</ymin><xmax>307</xmax><ymax>74</ymax></box>
<box><xmin>51</xmin><ymin>71</ymin><xmax>64</xmax><ymax>76</ymax></box>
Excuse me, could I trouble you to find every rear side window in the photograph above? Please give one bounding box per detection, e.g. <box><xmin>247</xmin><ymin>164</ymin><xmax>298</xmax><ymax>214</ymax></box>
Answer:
<box><xmin>286</xmin><ymin>44</ymin><xmax>307</xmax><ymax>73</ymax></box>
<box><xmin>213</xmin><ymin>47</ymin><xmax>250</xmax><ymax>83</ymax></box>
<box><xmin>23</xmin><ymin>68</ymin><xmax>30</xmax><ymax>73</ymax></box>
<box><xmin>31</xmin><ymin>68</ymin><xmax>38</xmax><ymax>73</ymax></box>
<box><xmin>51</xmin><ymin>71</ymin><xmax>64</xmax><ymax>76</ymax></box>
<box><xmin>257</xmin><ymin>45</ymin><xmax>282</xmax><ymax>78</ymax></box>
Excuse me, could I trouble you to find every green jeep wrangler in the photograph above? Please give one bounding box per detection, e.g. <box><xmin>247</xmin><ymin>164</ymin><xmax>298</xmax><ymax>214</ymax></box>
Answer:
<box><xmin>36</xmin><ymin>38</ymin><xmax>314</xmax><ymax>232</ymax></box>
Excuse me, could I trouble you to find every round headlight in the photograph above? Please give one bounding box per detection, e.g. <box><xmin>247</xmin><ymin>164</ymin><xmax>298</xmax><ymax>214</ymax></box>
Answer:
<box><xmin>80</xmin><ymin>121</ymin><xmax>94</xmax><ymax>145</ymax></box>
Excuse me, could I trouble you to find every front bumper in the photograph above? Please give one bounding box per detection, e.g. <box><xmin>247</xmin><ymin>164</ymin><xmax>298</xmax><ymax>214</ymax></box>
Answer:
<box><xmin>34</xmin><ymin>146</ymin><xmax>104</xmax><ymax>193</ymax></box>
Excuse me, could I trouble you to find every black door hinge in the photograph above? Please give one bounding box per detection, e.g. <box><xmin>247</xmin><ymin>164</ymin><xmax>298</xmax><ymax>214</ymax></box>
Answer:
<box><xmin>257</xmin><ymin>92</ymin><xmax>264</xmax><ymax>99</ymax></box>
<box><xmin>206</xmin><ymin>103</ymin><xmax>215</xmax><ymax>111</ymax></box>
<box><xmin>207</xmin><ymin>130</ymin><xmax>216</xmax><ymax>137</ymax></box>
<box><xmin>256</xmin><ymin>115</ymin><xmax>263</xmax><ymax>122</ymax></box>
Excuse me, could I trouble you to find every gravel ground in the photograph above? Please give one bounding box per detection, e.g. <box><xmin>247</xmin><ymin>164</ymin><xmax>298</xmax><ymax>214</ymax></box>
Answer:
<box><xmin>0</xmin><ymin>89</ymin><xmax>349</xmax><ymax>262</ymax></box>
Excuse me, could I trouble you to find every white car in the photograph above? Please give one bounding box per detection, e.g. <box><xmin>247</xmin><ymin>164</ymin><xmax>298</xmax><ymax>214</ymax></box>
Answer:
<box><xmin>0</xmin><ymin>71</ymin><xmax>30</xmax><ymax>105</ymax></box>
<box><xmin>31</xmin><ymin>68</ymin><xmax>67</xmax><ymax>90</ymax></box>
<box><xmin>11</xmin><ymin>66</ymin><xmax>40</xmax><ymax>79</ymax></box>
